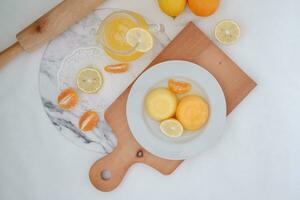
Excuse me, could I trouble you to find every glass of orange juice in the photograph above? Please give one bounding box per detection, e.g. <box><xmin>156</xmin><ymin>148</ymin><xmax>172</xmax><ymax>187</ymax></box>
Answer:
<box><xmin>96</xmin><ymin>10</ymin><xmax>157</xmax><ymax>62</ymax></box>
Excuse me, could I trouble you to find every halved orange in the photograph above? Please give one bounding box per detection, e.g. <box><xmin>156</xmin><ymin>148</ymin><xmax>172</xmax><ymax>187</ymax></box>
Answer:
<box><xmin>57</xmin><ymin>88</ymin><xmax>78</xmax><ymax>110</ymax></box>
<box><xmin>79</xmin><ymin>111</ymin><xmax>100</xmax><ymax>132</ymax></box>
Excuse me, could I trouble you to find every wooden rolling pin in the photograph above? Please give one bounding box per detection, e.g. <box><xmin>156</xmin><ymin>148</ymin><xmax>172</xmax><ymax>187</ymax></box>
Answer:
<box><xmin>0</xmin><ymin>0</ymin><xmax>106</xmax><ymax>68</ymax></box>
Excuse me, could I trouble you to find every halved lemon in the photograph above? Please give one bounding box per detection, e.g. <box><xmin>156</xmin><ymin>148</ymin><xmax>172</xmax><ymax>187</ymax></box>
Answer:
<box><xmin>126</xmin><ymin>27</ymin><xmax>154</xmax><ymax>52</ymax></box>
<box><xmin>160</xmin><ymin>118</ymin><xmax>184</xmax><ymax>138</ymax></box>
<box><xmin>76</xmin><ymin>67</ymin><xmax>103</xmax><ymax>94</ymax></box>
<box><xmin>215</xmin><ymin>20</ymin><xmax>240</xmax><ymax>44</ymax></box>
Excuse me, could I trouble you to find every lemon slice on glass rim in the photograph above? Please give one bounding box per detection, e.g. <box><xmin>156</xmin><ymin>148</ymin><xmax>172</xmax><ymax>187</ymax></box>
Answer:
<box><xmin>160</xmin><ymin>118</ymin><xmax>184</xmax><ymax>138</ymax></box>
<box><xmin>215</xmin><ymin>20</ymin><xmax>240</xmax><ymax>44</ymax></box>
<box><xmin>76</xmin><ymin>67</ymin><xmax>103</xmax><ymax>94</ymax></box>
<box><xmin>126</xmin><ymin>27</ymin><xmax>154</xmax><ymax>52</ymax></box>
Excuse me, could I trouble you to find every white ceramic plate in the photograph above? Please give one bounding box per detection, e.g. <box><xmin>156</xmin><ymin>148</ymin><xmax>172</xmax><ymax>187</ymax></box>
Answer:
<box><xmin>126</xmin><ymin>60</ymin><xmax>226</xmax><ymax>160</ymax></box>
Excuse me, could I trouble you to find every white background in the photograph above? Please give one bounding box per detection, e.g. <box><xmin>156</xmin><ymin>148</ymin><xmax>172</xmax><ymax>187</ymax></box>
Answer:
<box><xmin>0</xmin><ymin>0</ymin><xmax>299</xmax><ymax>199</ymax></box>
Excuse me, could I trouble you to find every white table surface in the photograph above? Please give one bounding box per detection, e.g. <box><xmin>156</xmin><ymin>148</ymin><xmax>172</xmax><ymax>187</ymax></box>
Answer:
<box><xmin>0</xmin><ymin>0</ymin><xmax>299</xmax><ymax>199</ymax></box>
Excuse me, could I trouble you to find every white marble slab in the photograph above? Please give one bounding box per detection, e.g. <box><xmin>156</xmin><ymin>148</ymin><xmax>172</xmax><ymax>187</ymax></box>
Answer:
<box><xmin>39</xmin><ymin>8</ymin><xmax>168</xmax><ymax>154</ymax></box>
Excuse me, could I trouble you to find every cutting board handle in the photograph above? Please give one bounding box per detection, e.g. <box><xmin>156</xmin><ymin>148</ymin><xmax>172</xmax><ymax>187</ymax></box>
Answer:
<box><xmin>89</xmin><ymin>147</ymin><xmax>135</xmax><ymax>192</ymax></box>
<box><xmin>0</xmin><ymin>42</ymin><xmax>24</xmax><ymax>68</ymax></box>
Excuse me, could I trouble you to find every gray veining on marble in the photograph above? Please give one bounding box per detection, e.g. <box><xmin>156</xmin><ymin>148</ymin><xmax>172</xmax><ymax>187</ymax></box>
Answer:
<box><xmin>39</xmin><ymin>8</ymin><xmax>169</xmax><ymax>155</ymax></box>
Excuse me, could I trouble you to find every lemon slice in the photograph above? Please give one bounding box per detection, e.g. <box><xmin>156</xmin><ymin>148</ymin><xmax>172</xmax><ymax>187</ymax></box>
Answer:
<box><xmin>160</xmin><ymin>118</ymin><xmax>184</xmax><ymax>138</ymax></box>
<box><xmin>215</xmin><ymin>20</ymin><xmax>240</xmax><ymax>44</ymax></box>
<box><xmin>126</xmin><ymin>27</ymin><xmax>154</xmax><ymax>52</ymax></box>
<box><xmin>76</xmin><ymin>67</ymin><xmax>103</xmax><ymax>94</ymax></box>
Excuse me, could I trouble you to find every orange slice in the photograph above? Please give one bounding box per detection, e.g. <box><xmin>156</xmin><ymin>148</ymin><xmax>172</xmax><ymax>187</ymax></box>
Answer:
<box><xmin>79</xmin><ymin>111</ymin><xmax>100</xmax><ymax>132</ymax></box>
<box><xmin>168</xmin><ymin>79</ymin><xmax>191</xmax><ymax>94</ymax></box>
<box><xmin>104</xmin><ymin>63</ymin><xmax>129</xmax><ymax>73</ymax></box>
<box><xmin>57</xmin><ymin>88</ymin><xmax>78</xmax><ymax>110</ymax></box>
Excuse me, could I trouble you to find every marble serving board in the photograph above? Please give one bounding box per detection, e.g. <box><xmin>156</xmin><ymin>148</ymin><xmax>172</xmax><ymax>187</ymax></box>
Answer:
<box><xmin>39</xmin><ymin>8</ymin><xmax>169</xmax><ymax>155</ymax></box>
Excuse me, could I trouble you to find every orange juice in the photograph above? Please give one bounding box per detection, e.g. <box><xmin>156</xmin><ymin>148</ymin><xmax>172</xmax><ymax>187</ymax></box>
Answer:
<box><xmin>96</xmin><ymin>11</ymin><xmax>149</xmax><ymax>62</ymax></box>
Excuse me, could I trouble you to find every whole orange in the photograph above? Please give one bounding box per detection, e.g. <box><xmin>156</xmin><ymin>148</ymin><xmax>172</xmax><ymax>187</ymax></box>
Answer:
<box><xmin>188</xmin><ymin>0</ymin><xmax>220</xmax><ymax>17</ymax></box>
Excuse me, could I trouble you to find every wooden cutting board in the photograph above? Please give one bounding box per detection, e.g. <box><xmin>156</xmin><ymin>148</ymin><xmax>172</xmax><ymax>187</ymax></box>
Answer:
<box><xmin>89</xmin><ymin>22</ymin><xmax>256</xmax><ymax>192</ymax></box>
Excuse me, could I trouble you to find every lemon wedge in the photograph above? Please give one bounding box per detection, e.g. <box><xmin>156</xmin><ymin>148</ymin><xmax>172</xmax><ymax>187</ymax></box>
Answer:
<box><xmin>215</xmin><ymin>20</ymin><xmax>240</xmax><ymax>44</ymax></box>
<box><xmin>76</xmin><ymin>67</ymin><xmax>103</xmax><ymax>94</ymax></box>
<box><xmin>126</xmin><ymin>27</ymin><xmax>154</xmax><ymax>52</ymax></box>
<box><xmin>160</xmin><ymin>118</ymin><xmax>184</xmax><ymax>138</ymax></box>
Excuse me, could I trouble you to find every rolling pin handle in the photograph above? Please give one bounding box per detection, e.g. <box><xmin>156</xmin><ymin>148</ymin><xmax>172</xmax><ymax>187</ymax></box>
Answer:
<box><xmin>0</xmin><ymin>42</ymin><xmax>24</xmax><ymax>69</ymax></box>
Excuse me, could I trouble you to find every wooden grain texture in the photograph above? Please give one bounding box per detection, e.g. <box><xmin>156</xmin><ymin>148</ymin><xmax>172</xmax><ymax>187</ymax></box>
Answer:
<box><xmin>0</xmin><ymin>0</ymin><xmax>106</xmax><ymax>68</ymax></box>
<box><xmin>16</xmin><ymin>0</ymin><xmax>106</xmax><ymax>52</ymax></box>
<box><xmin>89</xmin><ymin>22</ymin><xmax>256</xmax><ymax>192</ymax></box>
<box><xmin>0</xmin><ymin>42</ymin><xmax>24</xmax><ymax>68</ymax></box>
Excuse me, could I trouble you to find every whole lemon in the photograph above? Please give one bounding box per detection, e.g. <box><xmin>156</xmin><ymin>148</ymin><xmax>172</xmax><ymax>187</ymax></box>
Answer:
<box><xmin>158</xmin><ymin>0</ymin><xmax>187</xmax><ymax>17</ymax></box>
